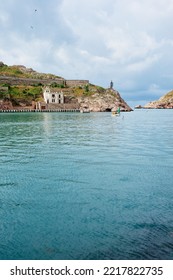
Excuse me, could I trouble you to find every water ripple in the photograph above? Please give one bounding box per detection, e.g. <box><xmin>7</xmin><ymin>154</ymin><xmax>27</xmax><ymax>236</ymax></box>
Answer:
<box><xmin>0</xmin><ymin>111</ymin><xmax>173</xmax><ymax>259</ymax></box>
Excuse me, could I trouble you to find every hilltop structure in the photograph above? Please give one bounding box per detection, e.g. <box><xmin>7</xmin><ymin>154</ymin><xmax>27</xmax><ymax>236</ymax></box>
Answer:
<box><xmin>110</xmin><ymin>81</ymin><xmax>113</xmax><ymax>89</ymax></box>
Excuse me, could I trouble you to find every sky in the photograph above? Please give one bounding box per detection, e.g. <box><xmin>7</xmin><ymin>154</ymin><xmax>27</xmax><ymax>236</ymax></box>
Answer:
<box><xmin>0</xmin><ymin>0</ymin><xmax>173</xmax><ymax>106</ymax></box>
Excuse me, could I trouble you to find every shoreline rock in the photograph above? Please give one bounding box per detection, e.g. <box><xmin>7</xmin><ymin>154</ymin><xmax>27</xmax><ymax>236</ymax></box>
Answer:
<box><xmin>144</xmin><ymin>90</ymin><xmax>173</xmax><ymax>109</ymax></box>
<box><xmin>77</xmin><ymin>89</ymin><xmax>132</xmax><ymax>112</ymax></box>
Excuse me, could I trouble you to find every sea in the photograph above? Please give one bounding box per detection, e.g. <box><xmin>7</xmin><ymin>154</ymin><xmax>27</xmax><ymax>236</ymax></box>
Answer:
<box><xmin>0</xmin><ymin>109</ymin><xmax>173</xmax><ymax>260</ymax></box>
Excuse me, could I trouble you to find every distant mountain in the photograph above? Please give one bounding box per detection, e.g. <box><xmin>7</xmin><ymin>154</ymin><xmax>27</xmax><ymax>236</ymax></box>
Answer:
<box><xmin>0</xmin><ymin>62</ymin><xmax>132</xmax><ymax>112</ymax></box>
<box><xmin>144</xmin><ymin>90</ymin><xmax>173</xmax><ymax>109</ymax></box>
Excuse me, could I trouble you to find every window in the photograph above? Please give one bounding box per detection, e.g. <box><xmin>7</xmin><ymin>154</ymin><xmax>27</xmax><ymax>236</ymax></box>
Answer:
<box><xmin>52</xmin><ymin>99</ymin><xmax>55</xmax><ymax>103</ymax></box>
<box><xmin>52</xmin><ymin>94</ymin><xmax>55</xmax><ymax>98</ymax></box>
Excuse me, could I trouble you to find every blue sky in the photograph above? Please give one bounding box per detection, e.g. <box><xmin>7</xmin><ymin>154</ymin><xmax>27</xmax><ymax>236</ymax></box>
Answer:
<box><xmin>0</xmin><ymin>0</ymin><xmax>173</xmax><ymax>105</ymax></box>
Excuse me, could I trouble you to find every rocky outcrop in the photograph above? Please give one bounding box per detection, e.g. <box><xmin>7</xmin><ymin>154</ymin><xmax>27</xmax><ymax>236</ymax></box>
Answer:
<box><xmin>0</xmin><ymin>99</ymin><xmax>13</xmax><ymax>110</ymax></box>
<box><xmin>144</xmin><ymin>90</ymin><xmax>173</xmax><ymax>109</ymax></box>
<box><xmin>77</xmin><ymin>89</ymin><xmax>132</xmax><ymax>112</ymax></box>
<box><xmin>0</xmin><ymin>62</ymin><xmax>132</xmax><ymax>112</ymax></box>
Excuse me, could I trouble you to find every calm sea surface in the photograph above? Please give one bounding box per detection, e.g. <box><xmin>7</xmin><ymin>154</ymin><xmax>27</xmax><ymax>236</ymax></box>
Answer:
<box><xmin>0</xmin><ymin>110</ymin><xmax>173</xmax><ymax>260</ymax></box>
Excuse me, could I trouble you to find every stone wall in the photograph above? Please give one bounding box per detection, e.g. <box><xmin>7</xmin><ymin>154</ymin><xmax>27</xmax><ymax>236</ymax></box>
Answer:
<box><xmin>46</xmin><ymin>103</ymin><xmax>80</xmax><ymax>110</ymax></box>
<box><xmin>0</xmin><ymin>76</ymin><xmax>65</xmax><ymax>86</ymax></box>
<box><xmin>0</xmin><ymin>76</ymin><xmax>89</xmax><ymax>88</ymax></box>
<box><xmin>65</xmin><ymin>80</ymin><xmax>89</xmax><ymax>87</ymax></box>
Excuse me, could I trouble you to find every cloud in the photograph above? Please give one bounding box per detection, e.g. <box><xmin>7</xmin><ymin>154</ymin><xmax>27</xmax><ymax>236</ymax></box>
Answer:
<box><xmin>0</xmin><ymin>0</ymin><xmax>173</xmax><ymax>104</ymax></box>
<box><xmin>0</xmin><ymin>12</ymin><xmax>9</xmax><ymax>26</ymax></box>
<box><xmin>58</xmin><ymin>0</ymin><xmax>173</xmax><ymax>75</ymax></box>
<box><xmin>0</xmin><ymin>33</ymin><xmax>53</xmax><ymax>69</ymax></box>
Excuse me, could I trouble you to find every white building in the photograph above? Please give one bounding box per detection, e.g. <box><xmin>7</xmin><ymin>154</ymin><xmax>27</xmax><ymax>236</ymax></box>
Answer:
<box><xmin>43</xmin><ymin>86</ymin><xmax>64</xmax><ymax>104</ymax></box>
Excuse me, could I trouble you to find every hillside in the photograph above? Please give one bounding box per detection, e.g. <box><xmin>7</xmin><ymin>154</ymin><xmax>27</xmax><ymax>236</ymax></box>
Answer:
<box><xmin>0</xmin><ymin>62</ymin><xmax>132</xmax><ymax>112</ymax></box>
<box><xmin>0</xmin><ymin>61</ymin><xmax>62</xmax><ymax>79</ymax></box>
<box><xmin>144</xmin><ymin>90</ymin><xmax>173</xmax><ymax>109</ymax></box>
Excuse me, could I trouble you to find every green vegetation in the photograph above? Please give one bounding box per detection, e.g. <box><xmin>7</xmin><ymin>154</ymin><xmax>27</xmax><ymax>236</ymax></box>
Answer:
<box><xmin>0</xmin><ymin>64</ymin><xmax>26</xmax><ymax>77</ymax></box>
<box><xmin>84</xmin><ymin>84</ymin><xmax>89</xmax><ymax>92</ymax></box>
<box><xmin>0</xmin><ymin>85</ymin><xmax>42</xmax><ymax>102</ymax></box>
<box><xmin>0</xmin><ymin>92</ymin><xmax>9</xmax><ymax>99</ymax></box>
<box><xmin>68</xmin><ymin>83</ymin><xmax>107</xmax><ymax>97</ymax></box>
<box><xmin>10</xmin><ymin>86</ymin><xmax>42</xmax><ymax>99</ymax></box>
<box><xmin>51</xmin><ymin>82</ymin><xmax>65</xmax><ymax>88</ymax></box>
<box><xmin>0</xmin><ymin>63</ymin><xmax>62</xmax><ymax>79</ymax></box>
<box><xmin>83</xmin><ymin>90</ymin><xmax>92</xmax><ymax>96</ymax></box>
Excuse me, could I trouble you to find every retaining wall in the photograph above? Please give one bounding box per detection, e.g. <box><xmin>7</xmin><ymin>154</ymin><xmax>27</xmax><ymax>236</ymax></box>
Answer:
<box><xmin>0</xmin><ymin>76</ymin><xmax>89</xmax><ymax>87</ymax></box>
<box><xmin>0</xmin><ymin>76</ymin><xmax>65</xmax><ymax>86</ymax></box>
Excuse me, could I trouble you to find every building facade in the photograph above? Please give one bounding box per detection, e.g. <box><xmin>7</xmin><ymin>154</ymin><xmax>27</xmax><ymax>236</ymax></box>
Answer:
<box><xmin>43</xmin><ymin>86</ymin><xmax>64</xmax><ymax>104</ymax></box>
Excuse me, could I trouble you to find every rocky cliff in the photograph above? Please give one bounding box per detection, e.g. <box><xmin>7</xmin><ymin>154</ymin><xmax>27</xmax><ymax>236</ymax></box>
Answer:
<box><xmin>144</xmin><ymin>90</ymin><xmax>173</xmax><ymax>109</ymax></box>
<box><xmin>0</xmin><ymin>62</ymin><xmax>132</xmax><ymax>112</ymax></box>
<box><xmin>78</xmin><ymin>88</ymin><xmax>132</xmax><ymax>112</ymax></box>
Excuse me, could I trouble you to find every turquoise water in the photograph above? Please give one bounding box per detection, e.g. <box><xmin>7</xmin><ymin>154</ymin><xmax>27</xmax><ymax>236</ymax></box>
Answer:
<box><xmin>0</xmin><ymin>110</ymin><xmax>173</xmax><ymax>260</ymax></box>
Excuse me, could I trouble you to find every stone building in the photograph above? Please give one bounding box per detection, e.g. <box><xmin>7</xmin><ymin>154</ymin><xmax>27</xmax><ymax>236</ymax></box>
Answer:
<box><xmin>43</xmin><ymin>86</ymin><xmax>64</xmax><ymax>104</ymax></box>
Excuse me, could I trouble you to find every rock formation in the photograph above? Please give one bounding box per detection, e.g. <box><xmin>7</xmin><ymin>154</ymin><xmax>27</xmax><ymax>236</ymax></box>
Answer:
<box><xmin>144</xmin><ymin>90</ymin><xmax>173</xmax><ymax>109</ymax></box>
<box><xmin>0</xmin><ymin>99</ymin><xmax>13</xmax><ymax>110</ymax></box>
<box><xmin>77</xmin><ymin>88</ymin><xmax>132</xmax><ymax>112</ymax></box>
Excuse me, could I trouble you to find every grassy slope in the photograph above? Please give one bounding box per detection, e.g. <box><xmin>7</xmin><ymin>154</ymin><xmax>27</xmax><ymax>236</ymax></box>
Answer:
<box><xmin>0</xmin><ymin>63</ymin><xmax>61</xmax><ymax>103</ymax></box>
<box><xmin>0</xmin><ymin>64</ymin><xmax>106</xmax><ymax>103</ymax></box>
<box><xmin>0</xmin><ymin>63</ymin><xmax>61</xmax><ymax>79</ymax></box>
<box><xmin>0</xmin><ymin>84</ymin><xmax>43</xmax><ymax>103</ymax></box>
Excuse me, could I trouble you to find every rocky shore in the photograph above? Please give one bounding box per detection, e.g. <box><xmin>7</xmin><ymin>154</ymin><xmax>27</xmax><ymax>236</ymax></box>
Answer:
<box><xmin>0</xmin><ymin>62</ymin><xmax>132</xmax><ymax>112</ymax></box>
<box><xmin>78</xmin><ymin>88</ymin><xmax>132</xmax><ymax>112</ymax></box>
<box><xmin>0</xmin><ymin>89</ymin><xmax>132</xmax><ymax>112</ymax></box>
<box><xmin>144</xmin><ymin>90</ymin><xmax>173</xmax><ymax>109</ymax></box>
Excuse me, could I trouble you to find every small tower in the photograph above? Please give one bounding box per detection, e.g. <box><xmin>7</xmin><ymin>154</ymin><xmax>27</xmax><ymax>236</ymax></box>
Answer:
<box><xmin>110</xmin><ymin>80</ymin><xmax>113</xmax><ymax>89</ymax></box>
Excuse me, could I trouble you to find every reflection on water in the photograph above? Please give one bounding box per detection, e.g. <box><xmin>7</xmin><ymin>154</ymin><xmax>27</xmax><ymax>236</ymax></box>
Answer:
<box><xmin>0</xmin><ymin>110</ymin><xmax>173</xmax><ymax>259</ymax></box>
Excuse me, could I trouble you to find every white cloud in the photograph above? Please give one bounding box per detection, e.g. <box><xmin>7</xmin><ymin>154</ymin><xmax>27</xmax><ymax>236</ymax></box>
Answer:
<box><xmin>0</xmin><ymin>31</ymin><xmax>53</xmax><ymax>69</ymax></box>
<box><xmin>0</xmin><ymin>13</ymin><xmax>9</xmax><ymax>26</ymax></box>
<box><xmin>0</xmin><ymin>0</ymin><xmax>173</xmax><ymax>103</ymax></box>
<box><xmin>126</xmin><ymin>54</ymin><xmax>160</xmax><ymax>72</ymax></box>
